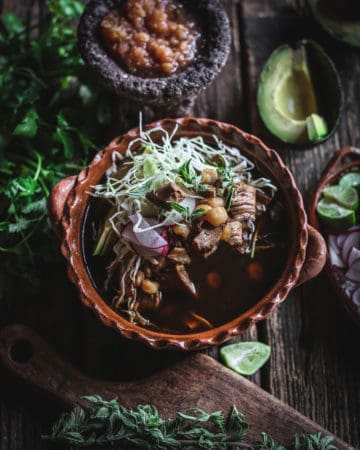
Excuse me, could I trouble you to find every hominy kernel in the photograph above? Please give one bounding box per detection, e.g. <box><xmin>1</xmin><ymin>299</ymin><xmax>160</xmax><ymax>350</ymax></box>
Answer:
<box><xmin>206</xmin><ymin>197</ymin><xmax>225</xmax><ymax>208</ymax></box>
<box><xmin>205</xmin><ymin>207</ymin><xmax>228</xmax><ymax>227</ymax></box>
<box><xmin>141</xmin><ymin>279</ymin><xmax>160</xmax><ymax>295</ymax></box>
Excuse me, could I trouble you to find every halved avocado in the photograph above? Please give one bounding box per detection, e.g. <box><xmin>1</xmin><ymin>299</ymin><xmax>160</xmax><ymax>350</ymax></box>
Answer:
<box><xmin>309</xmin><ymin>0</ymin><xmax>360</xmax><ymax>48</ymax></box>
<box><xmin>257</xmin><ymin>39</ymin><xmax>342</xmax><ymax>146</ymax></box>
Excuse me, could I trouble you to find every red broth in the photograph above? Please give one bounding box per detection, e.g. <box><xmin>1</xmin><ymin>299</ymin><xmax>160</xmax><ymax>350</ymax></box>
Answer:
<box><xmin>82</xmin><ymin>195</ymin><xmax>288</xmax><ymax>334</ymax></box>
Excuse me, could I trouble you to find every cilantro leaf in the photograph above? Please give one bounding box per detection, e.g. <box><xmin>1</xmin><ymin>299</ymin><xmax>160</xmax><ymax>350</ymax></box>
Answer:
<box><xmin>0</xmin><ymin>0</ymin><xmax>114</xmax><ymax>299</ymax></box>
<box><xmin>13</xmin><ymin>109</ymin><xmax>39</xmax><ymax>138</ymax></box>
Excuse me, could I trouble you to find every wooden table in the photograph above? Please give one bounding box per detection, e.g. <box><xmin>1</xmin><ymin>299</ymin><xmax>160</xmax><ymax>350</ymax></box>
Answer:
<box><xmin>1</xmin><ymin>1</ymin><xmax>359</xmax><ymax>449</ymax></box>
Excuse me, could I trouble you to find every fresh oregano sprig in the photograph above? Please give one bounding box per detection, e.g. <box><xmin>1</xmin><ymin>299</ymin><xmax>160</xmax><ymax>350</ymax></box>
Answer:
<box><xmin>44</xmin><ymin>396</ymin><xmax>338</xmax><ymax>450</ymax></box>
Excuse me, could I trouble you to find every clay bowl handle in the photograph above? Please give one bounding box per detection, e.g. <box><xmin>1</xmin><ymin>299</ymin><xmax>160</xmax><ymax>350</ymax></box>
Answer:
<box><xmin>48</xmin><ymin>176</ymin><xmax>77</xmax><ymax>238</ymax></box>
<box><xmin>296</xmin><ymin>225</ymin><xmax>327</xmax><ymax>287</ymax></box>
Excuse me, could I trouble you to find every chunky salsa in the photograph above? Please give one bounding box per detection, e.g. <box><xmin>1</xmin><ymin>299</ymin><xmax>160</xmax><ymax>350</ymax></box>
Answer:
<box><xmin>100</xmin><ymin>0</ymin><xmax>201</xmax><ymax>77</ymax></box>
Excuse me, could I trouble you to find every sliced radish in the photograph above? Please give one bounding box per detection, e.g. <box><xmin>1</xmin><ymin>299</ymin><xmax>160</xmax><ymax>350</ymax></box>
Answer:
<box><xmin>345</xmin><ymin>258</ymin><xmax>360</xmax><ymax>282</ymax></box>
<box><xmin>122</xmin><ymin>222</ymin><xmax>144</xmax><ymax>249</ymax></box>
<box><xmin>351</xmin><ymin>287</ymin><xmax>360</xmax><ymax>306</ymax></box>
<box><xmin>122</xmin><ymin>218</ymin><xmax>169</xmax><ymax>256</ymax></box>
<box><xmin>341</xmin><ymin>231</ymin><xmax>360</xmax><ymax>263</ymax></box>
<box><xmin>133</xmin><ymin>225</ymin><xmax>167</xmax><ymax>250</ymax></box>
<box><xmin>131</xmin><ymin>243</ymin><xmax>165</xmax><ymax>258</ymax></box>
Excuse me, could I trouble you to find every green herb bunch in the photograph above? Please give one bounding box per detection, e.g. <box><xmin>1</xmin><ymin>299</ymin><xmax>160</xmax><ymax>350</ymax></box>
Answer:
<box><xmin>0</xmin><ymin>0</ymin><xmax>113</xmax><ymax>299</ymax></box>
<box><xmin>44</xmin><ymin>396</ymin><xmax>338</xmax><ymax>450</ymax></box>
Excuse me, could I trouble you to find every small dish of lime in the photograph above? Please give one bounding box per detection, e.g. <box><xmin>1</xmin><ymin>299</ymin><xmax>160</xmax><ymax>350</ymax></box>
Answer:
<box><xmin>339</xmin><ymin>172</ymin><xmax>360</xmax><ymax>190</ymax></box>
<box><xmin>317</xmin><ymin>175</ymin><xmax>359</xmax><ymax>230</ymax></box>
<box><xmin>310</xmin><ymin>147</ymin><xmax>360</xmax><ymax>328</ymax></box>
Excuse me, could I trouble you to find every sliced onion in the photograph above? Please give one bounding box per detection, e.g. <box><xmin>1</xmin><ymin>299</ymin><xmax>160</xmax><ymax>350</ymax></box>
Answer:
<box><xmin>336</xmin><ymin>233</ymin><xmax>348</xmax><ymax>248</ymax></box>
<box><xmin>348</xmin><ymin>226</ymin><xmax>360</xmax><ymax>232</ymax></box>
<box><xmin>336</xmin><ymin>227</ymin><xmax>360</xmax><ymax>249</ymax></box>
<box><xmin>352</xmin><ymin>287</ymin><xmax>360</xmax><ymax>306</ymax></box>
<box><xmin>328</xmin><ymin>234</ymin><xmax>338</xmax><ymax>251</ymax></box>
<box><xmin>328</xmin><ymin>245</ymin><xmax>346</xmax><ymax>268</ymax></box>
<box><xmin>345</xmin><ymin>258</ymin><xmax>360</xmax><ymax>282</ymax></box>
<box><xmin>341</xmin><ymin>231</ymin><xmax>360</xmax><ymax>263</ymax></box>
<box><xmin>327</xmin><ymin>234</ymin><xmax>345</xmax><ymax>268</ymax></box>
<box><xmin>347</xmin><ymin>247</ymin><xmax>360</xmax><ymax>267</ymax></box>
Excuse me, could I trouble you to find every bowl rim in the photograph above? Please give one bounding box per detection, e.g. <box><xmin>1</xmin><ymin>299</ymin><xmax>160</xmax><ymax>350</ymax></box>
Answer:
<box><xmin>57</xmin><ymin>117</ymin><xmax>308</xmax><ymax>350</ymax></box>
<box><xmin>77</xmin><ymin>0</ymin><xmax>231</xmax><ymax>104</ymax></box>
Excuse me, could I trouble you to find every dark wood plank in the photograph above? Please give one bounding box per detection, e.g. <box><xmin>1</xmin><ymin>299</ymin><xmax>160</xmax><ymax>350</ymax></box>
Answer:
<box><xmin>1</xmin><ymin>0</ymin><xmax>359</xmax><ymax>448</ymax></box>
<box><xmin>0</xmin><ymin>325</ymin><xmax>352</xmax><ymax>449</ymax></box>
<box><xmin>194</xmin><ymin>0</ymin><xmax>245</xmax><ymax>126</ymax></box>
<box><xmin>241</xmin><ymin>1</ymin><xmax>360</xmax><ymax>447</ymax></box>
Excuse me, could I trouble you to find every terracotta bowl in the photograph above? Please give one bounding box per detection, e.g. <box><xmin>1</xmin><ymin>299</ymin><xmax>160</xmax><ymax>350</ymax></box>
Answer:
<box><xmin>309</xmin><ymin>146</ymin><xmax>360</xmax><ymax>326</ymax></box>
<box><xmin>78</xmin><ymin>0</ymin><xmax>231</xmax><ymax>108</ymax></box>
<box><xmin>49</xmin><ymin>118</ymin><xmax>326</xmax><ymax>350</ymax></box>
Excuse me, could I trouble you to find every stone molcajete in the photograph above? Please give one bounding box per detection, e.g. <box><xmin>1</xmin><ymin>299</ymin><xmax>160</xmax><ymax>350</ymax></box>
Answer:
<box><xmin>78</xmin><ymin>0</ymin><xmax>231</xmax><ymax>113</ymax></box>
<box><xmin>48</xmin><ymin>118</ymin><xmax>327</xmax><ymax>350</ymax></box>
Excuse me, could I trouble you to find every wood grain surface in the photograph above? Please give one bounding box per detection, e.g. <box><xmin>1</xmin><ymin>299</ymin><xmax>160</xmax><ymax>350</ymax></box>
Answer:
<box><xmin>0</xmin><ymin>325</ymin><xmax>352</xmax><ymax>449</ymax></box>
<box><xmin>1</xmin><ymin>1</ymin><xmax>360</xmax><ymax>449</ymax></box>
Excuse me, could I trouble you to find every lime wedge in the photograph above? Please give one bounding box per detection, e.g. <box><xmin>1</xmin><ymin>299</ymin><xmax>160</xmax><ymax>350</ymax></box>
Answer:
<box><xmin>339</xmin><ymin>172</ymin><xmax>360</xmax><ymax>190</ymax></box>
<box><xmin>306</xmin><ymin>113</ymin><xmax>328</xmax><ymax>142</ymax></box>
<box><xmin>322</xmin><ymin>185</ymin><xmax>359</xmax><ymax>211</ymax></box>
<box><xmin>317</xmin><ymin>198</ymin><xmax>355</xmax><ymax>229</ymax></box>
<box><xmin>220</xmin><ymin>341</ymin><xmax>271</xmax><ymax>376</ymax></box>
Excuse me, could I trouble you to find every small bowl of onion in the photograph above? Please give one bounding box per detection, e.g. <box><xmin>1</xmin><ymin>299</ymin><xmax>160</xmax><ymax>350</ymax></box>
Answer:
<box><xmin>49</xmin><ymin>117</ymin><xmax>326</xmax><ymax>350</ymax></box>
<box><xmin>309</xmin><ymin>146</ymin><xmax>360</xmax><ymax>326</ymax></box>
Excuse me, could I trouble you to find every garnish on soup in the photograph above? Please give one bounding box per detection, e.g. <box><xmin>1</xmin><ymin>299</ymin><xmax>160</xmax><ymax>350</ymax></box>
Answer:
<box><xmin>100</xmin><ymin>0</ymin><xmax>201</xmax><ymax>77</ymax></box>
<box><xmin>84</xmin><ymin>123</ymin><xmax>287</xmax><ymax>332</ymax></box>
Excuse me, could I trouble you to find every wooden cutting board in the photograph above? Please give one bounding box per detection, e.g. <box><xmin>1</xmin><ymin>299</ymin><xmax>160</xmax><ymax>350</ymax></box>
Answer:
<box><xmin>0</xmin><ymin>324</ymin><xmax>352</xmax><ymax>449</ymax></box>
